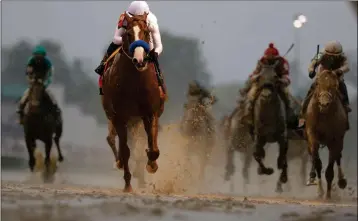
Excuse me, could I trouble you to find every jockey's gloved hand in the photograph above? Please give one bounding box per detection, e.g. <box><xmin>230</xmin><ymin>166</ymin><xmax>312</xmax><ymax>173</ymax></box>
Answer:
<box><xmin>309</xmin><ymin>71</ymin><xmax>316</xmax><ymax>79</ymax></box>
<box><xmin>334</xmin><ymin>69</ymin><xmax>343</xmax><ymax>77</ymax></box>
<box><xmin>149</xmin><ymin>49</ymin><xmax>158</xmax><ymax>60</ymax></box>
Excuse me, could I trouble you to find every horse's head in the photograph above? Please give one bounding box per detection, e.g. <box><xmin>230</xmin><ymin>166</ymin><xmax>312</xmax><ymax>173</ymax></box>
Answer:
<box><xmin>255</xmin><ymin>61</ymin><xmax>280</xmax><ymax>92</ymax></box>
<box><xmin>27</xmin><ymin>73</ymin><xmax>45</xmax><ymax>113</ymax></box>
<box><xmin>123</xmin><ymin>12</ymin><xmax>151</xmax><ymax>72</ymax></box>
<box><xmin>314</xmin><ymin>70</ymin><xmax>340</xmax><ymax>112</ymax></box>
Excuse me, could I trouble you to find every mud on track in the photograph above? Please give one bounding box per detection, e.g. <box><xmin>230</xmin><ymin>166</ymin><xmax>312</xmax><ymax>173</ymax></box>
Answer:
<box><xmin>2</xmin><ymin>181</ymin><xmax>357</xmax><ymax>221</ymax></box>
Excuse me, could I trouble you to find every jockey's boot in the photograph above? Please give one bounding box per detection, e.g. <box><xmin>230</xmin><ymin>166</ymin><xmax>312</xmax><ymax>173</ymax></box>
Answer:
<box><xmin>297</xmin><ymin>84</ymin><xmax>315</xmax><ymax>129</ymax></box>
<box><xmin>94</xmin><ymin>42</ymin><xmax>120</xmax><ymax>76</ymax></box>
<box><xmin>340</xmin><ymin>80</ymin><xmax>351</xmax><ymax>113</ymax></box>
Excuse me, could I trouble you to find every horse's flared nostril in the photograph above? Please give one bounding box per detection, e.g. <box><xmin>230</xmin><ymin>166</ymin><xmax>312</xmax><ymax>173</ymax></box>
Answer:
<box><xmin>132</xmin><ymin>58</ymin><xmax>138</xmax><ymax>64</ymax></box>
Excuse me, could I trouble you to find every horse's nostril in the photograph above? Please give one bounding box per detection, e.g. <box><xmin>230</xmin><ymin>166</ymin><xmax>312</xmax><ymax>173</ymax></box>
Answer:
<box><xmin>132</xmin><ymin>58</ymin><xmax>138</xmax><ymax>64</ymax></box>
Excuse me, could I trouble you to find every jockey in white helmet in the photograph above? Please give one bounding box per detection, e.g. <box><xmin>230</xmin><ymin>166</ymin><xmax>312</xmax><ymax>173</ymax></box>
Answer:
<box><xmin>95</xmin><ymin>1</ymin><xmax>163</xmax><ymax>78</ymax></box>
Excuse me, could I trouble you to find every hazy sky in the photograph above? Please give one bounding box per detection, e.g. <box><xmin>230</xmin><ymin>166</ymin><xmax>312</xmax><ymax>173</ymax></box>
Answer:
<box><xmin>1</xmin><ymin>1</ymin><xmax>357</xmax><ymax>84</ymax></box>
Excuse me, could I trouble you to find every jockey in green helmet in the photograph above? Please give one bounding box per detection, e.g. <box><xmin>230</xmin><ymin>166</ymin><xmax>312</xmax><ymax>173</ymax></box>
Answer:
<box><xmin>16</xmin><ymin>45</ymin><xmax>62</xmax><ymax>125</ymax></box>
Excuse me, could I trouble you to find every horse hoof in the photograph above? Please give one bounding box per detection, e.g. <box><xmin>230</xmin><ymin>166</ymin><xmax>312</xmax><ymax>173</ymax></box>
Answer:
<box><xmin>306</xmin><ymin>178</ymin><xmax>317</xmax><ymax>186</ymax></box>
<box><xmin>58</xmin><ymin>156</ymin><xmax>64</xmax><ymax>162</ymax></box>
<box><xmin>275</xmin><ymin>185</ymin><xmax>283</xmax><ymax>193</ymax></box>
<box><xmin>258</xmin><ymin>167</ymin><xmax>274</xmax><ymax>175</ymax></box>
<box><xmin>146</xmin><ymin>161</ymin><xmax>158</xmax><ymax>174</ymax></box>
<box><xmin>338</xmin><ymin>179</ymin><xmax>347</xmax><ymax>189</ymax></box>
<box><xmin>123</xmin><ymin>185</ymin><xmax>133</xmax><ymax>193</ymax></box>
<box><xmin>280</xmin><ymin>174</ymin><xmax>288</xmax><ymax>184</ymax></box>
<box><xmin>325</xmin><ymin>192</ymin><xmax>331</xmax><ymax>200</ymax></box>
<box><xmin>116</xmin><ymin>160</ymin><xmax>123</xmax><ymax>170</ymax></box>
<box><xmin>224</xmin><ymin>172</ymin><xmax>231</xmax><ymax>181</ymax></box>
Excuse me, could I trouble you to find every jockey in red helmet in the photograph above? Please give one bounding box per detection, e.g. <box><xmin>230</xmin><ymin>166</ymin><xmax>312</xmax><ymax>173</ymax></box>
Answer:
<box><xmin>241</xmin><ymin>43</ymin><xmax>293</xmax><ymax>125</ymax></box>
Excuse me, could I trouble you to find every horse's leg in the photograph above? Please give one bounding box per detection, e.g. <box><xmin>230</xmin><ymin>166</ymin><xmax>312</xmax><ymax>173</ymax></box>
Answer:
<box><xmin>43</xmin><ymin>138</ymin><xmax>54</xmax><ymax>182</ymax></box>
<box><xmin>336</xmin><ymin>151</ymin><xmax>347</xmax><ymax>190</ymax></box>
<box><xmin>25</xmin><ymin>136</ymin><xmax>36</xmax><ymax>172</ymax></box>
<box><xmin>224</xmin><ymin>142</ymin><xmax>235</xmax><ymax>181</ymax></box>
<box><xmin>301</xmin><ymin>147</ymin><xmax>309</xmax><ymax>186</ymax></box>
<box><xmin>324</xmin><ymin>146</ymin><xmax>337</xmax><ymax>200</ymax></box>
<box><xmin>142</xmin><ymin>114</ymin><xmax>160</xmax><ymax>174</ymax></box>
<box><xmin>253</xmin><ymin>136</ymin><xmax>273</xmax><ymax>175</ymax></box>
<box><xmin>115</xmin><ymin>121</ymin><xmax>132</xmax><ymax>192</ymax></box>
<box><xmin>54</xmin><ymin>126</ymin><xmax>64</xmax><ymax>162</ymax></box>
<box><xmin>131</xmin><ymin>123</ymin><xmax>146</xmax><ymax>188</ymax></box>
<box><xmin>275</xmin><ymin>135</ymin><xmax>289</xmax><ymax>193</ymax></box>
<box><xmin>307</xmin><ymin>134</ymin><xmax>323</xmax><ymax>197</ymax></box>
<box><xmin>242</xmin><ymin>149</ymin><xmax>252</xmax><ymax>184</ymax></box>
<box><xmin>306</xmin><ymin>138</ymin><xmax>317</xmax><ymax>186</ymax></box>
<box><xmin>107</xmin><ymin>120</ymin><xmax>121</xmax><ymax>169</ymax></box>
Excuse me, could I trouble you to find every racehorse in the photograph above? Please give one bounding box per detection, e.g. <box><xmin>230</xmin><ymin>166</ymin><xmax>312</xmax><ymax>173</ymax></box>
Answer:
<box><xmin>239</xmin><ymin>61</ymin><xmax>290</xmax><ymax>191</ymax></box>
<box><xmin>23</xmin><ymin>72</ymin><xmax>63</xmax><ymax>182</ymax></box>
<box><xmin>304</xmin><ymin>69</ymin><xmax>348</xmax><ymax>199</ymax></box>
<box><xmin>102</xmin><ymin>13</ymin><xmax>165</xmax><ymax>192</ymax></box>
<box><xmin>180</xmin><ymin>92</ymin><xmax>216</xmax><ymax>181</ymax></box>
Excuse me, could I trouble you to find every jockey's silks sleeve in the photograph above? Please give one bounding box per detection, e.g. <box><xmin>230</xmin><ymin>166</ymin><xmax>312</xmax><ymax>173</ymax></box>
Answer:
<box><xmin>308</xmin><ymin>53</ymin><xmax>323</xmax><ymax>73</ymax></box>
<box><xmin>113</xmin><ymin>27</ymin><xmax>126</xmax><ymax>45</ymax></box>
<box><xmin>148</xmin><ymin>13</ymin><xmax>163</xmax><ymax>55</ymax></box>
<box><xmin>338</xmin><ymin>54</ymin><xmax>350</xmax><ymax>74</ymax></box>
<box><xmin>113</xmin><ymin>13</ymin><xmax>127</xmax><ymax>45</ymax></box>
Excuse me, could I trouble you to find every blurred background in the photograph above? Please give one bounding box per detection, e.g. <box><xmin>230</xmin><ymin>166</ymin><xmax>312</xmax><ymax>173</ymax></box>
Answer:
<box><xmin>1</xmin><ymin>1</ymin><xmax>357</xmax><ymax>190</ymax></box>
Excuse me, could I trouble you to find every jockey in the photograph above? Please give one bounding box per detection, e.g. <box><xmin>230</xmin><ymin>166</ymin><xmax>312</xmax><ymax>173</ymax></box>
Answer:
<box><xmin>16</xmin><ymin>45</ymin><xmax>61</xmax><ymax>125</ymax></box>
<box><xmin>95</xmin><ymin>1</ymin><xmax>163</xmax><ymax>78</ymax></box>
<box><xmin>298</xmin><ymin>40</ymin><xmax>351</xmax><ymax>127</ymax></box>
<box><xmin>186</xmin><ymin>80</ymin><xmax>217</xmax><ymax>106</ymax></box>
<box><xmin>241</xmin><ymin>43</ymin><xmax>292</xmax><ymax>124</ymax></box>
<box><xmin>184</xmin><ymin>80</ymin><xmax>217</xmax><ymax>133</ymax></box>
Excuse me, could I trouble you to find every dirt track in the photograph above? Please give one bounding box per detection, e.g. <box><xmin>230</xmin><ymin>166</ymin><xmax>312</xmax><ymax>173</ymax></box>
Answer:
<box><xmin>2</xmin><ymin>123</ymin><xmax>357</xmax><ymax>221</ymax></box>
<box><xmin>2</xmin><ymin>179</ymin><xmax>357</xmax><ymax>221</ymax></box>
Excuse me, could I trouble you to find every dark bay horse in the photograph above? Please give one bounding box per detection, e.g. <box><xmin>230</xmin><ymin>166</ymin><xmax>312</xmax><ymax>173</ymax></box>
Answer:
<box><xmin>223</xmin><ymin>102</ymin><xmax>309</xmax><ymax>192</ymax></box>
<box><xmin>102</xmin><ymin>13</ymin><xmax>165</xmax><ymax>192</ymax></box>
<box><xmin>241</xmin><ymin>62</ymin><xmax>290</xmax><ymax>191</ymax></box>
<box><xmin>304</xmin><ymin>70</ymin><xmax>348</xmax><ymax>199</ymax></box>
<box><xmin>23</xmin><ymin>72</ymin><xmax>63</xmax><ymax>181</ymax></box>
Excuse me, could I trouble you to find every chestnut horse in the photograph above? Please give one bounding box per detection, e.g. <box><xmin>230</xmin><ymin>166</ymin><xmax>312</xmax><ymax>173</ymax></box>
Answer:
<box><xmin>304</xmin><ymin>70</ymin><xmax>348</xmax><ymax>199</ymax></box>
<box><xmin>102</xmin><ymin>13</ymin><xmax>165</xmax><ymax>192</ymax></box>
